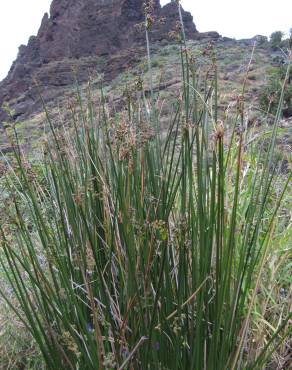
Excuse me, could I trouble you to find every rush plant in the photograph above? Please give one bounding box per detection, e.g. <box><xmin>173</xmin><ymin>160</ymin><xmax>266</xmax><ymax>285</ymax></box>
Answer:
<box><xmin>0</xmin><ymin>6</ymin><xmax>291</xmax><ymax>369</ymax></box>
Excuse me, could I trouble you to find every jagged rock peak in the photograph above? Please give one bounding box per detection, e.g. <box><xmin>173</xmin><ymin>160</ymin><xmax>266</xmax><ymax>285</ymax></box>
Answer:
<box><xmin>16</xmin><ymin>0</ymin><xmax>197</xmax><ymax>65</ymax></box>
<box><xmin>0</xmin><ymin>0</ymin><xmax>219</xmax><ymax>122</ymax></box>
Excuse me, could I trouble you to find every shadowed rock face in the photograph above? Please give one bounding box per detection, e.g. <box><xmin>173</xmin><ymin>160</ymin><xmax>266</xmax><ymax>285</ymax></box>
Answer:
<box><xmin>0</xmin><ymin>0</ymin><xmax>218</xmax><ymax>122</ymax></box>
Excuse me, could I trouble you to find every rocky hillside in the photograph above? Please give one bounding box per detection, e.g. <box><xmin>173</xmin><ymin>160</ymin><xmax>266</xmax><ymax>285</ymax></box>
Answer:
<box><xmin>0</xmin><ymin>0</ymin><xmax>290</xmax><ymax>158</ymax></box>
<box><xmin>0</xmin><ymin>0</ymin><xmax>219</xmax><ymax>124</ymax></box>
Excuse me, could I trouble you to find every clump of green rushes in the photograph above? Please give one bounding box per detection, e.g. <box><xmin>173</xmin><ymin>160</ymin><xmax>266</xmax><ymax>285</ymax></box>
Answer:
<box><xmin>0</xmin><ymin>6</ymin><xmax>291</xmax><ymax>369</ymax></box>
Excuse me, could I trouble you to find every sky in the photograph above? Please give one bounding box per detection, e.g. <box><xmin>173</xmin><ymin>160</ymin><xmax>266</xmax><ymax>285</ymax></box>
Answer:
<box><xmin>0</xmin><ymin>0</ymin><xmax>291</xmax><ymax>81</ymax></box>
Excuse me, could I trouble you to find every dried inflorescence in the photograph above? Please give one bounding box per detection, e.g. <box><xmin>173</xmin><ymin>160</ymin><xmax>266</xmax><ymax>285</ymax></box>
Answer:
<box><xmin>143</xmin><ymin>0</ymin><xmax>156</xmax><ymax>30</ymax></box>
<box><xmin>110</xmin><ymin>116</ymin><xmax>154</xmax><ymax>166</ymax></box>
<box><xmin>214</xmin><ymin>121</ymin><xmax>225</xmax><ymax>142</ymax></box>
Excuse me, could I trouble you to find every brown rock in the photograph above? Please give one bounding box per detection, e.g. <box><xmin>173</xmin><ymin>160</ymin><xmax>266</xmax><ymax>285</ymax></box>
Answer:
<box><xmin>0</xmin><ymin>0</ymin><xmax>217</xmax><ymax>123</ymax></box>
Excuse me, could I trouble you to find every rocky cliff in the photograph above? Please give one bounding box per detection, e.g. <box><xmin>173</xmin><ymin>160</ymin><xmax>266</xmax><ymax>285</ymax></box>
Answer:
<box><xmin>0</xmin><ymin>0</ymin><xmax>219</xmax><ymax>122</ymax></box>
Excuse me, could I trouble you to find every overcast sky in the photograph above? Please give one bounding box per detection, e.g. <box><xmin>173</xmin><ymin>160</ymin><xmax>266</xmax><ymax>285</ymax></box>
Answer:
<box><xmin>0</xmin><ymin>0</ymin><xmax>291</xmax><ymax>81</ymax></box>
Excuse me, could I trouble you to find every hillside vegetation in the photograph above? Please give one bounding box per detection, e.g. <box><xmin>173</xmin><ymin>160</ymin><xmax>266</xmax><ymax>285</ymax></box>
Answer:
<box><xmin>0</xmin><ymin>3</ymin><xmax>291</xmax><ymax>370</ymax></box>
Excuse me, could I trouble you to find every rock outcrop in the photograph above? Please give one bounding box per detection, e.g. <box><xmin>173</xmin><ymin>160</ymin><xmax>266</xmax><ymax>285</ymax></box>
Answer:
<box><xmin>0</xmin><ymin>0</ymin><xmax>219</xmax><ymax>122</ymax></box>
